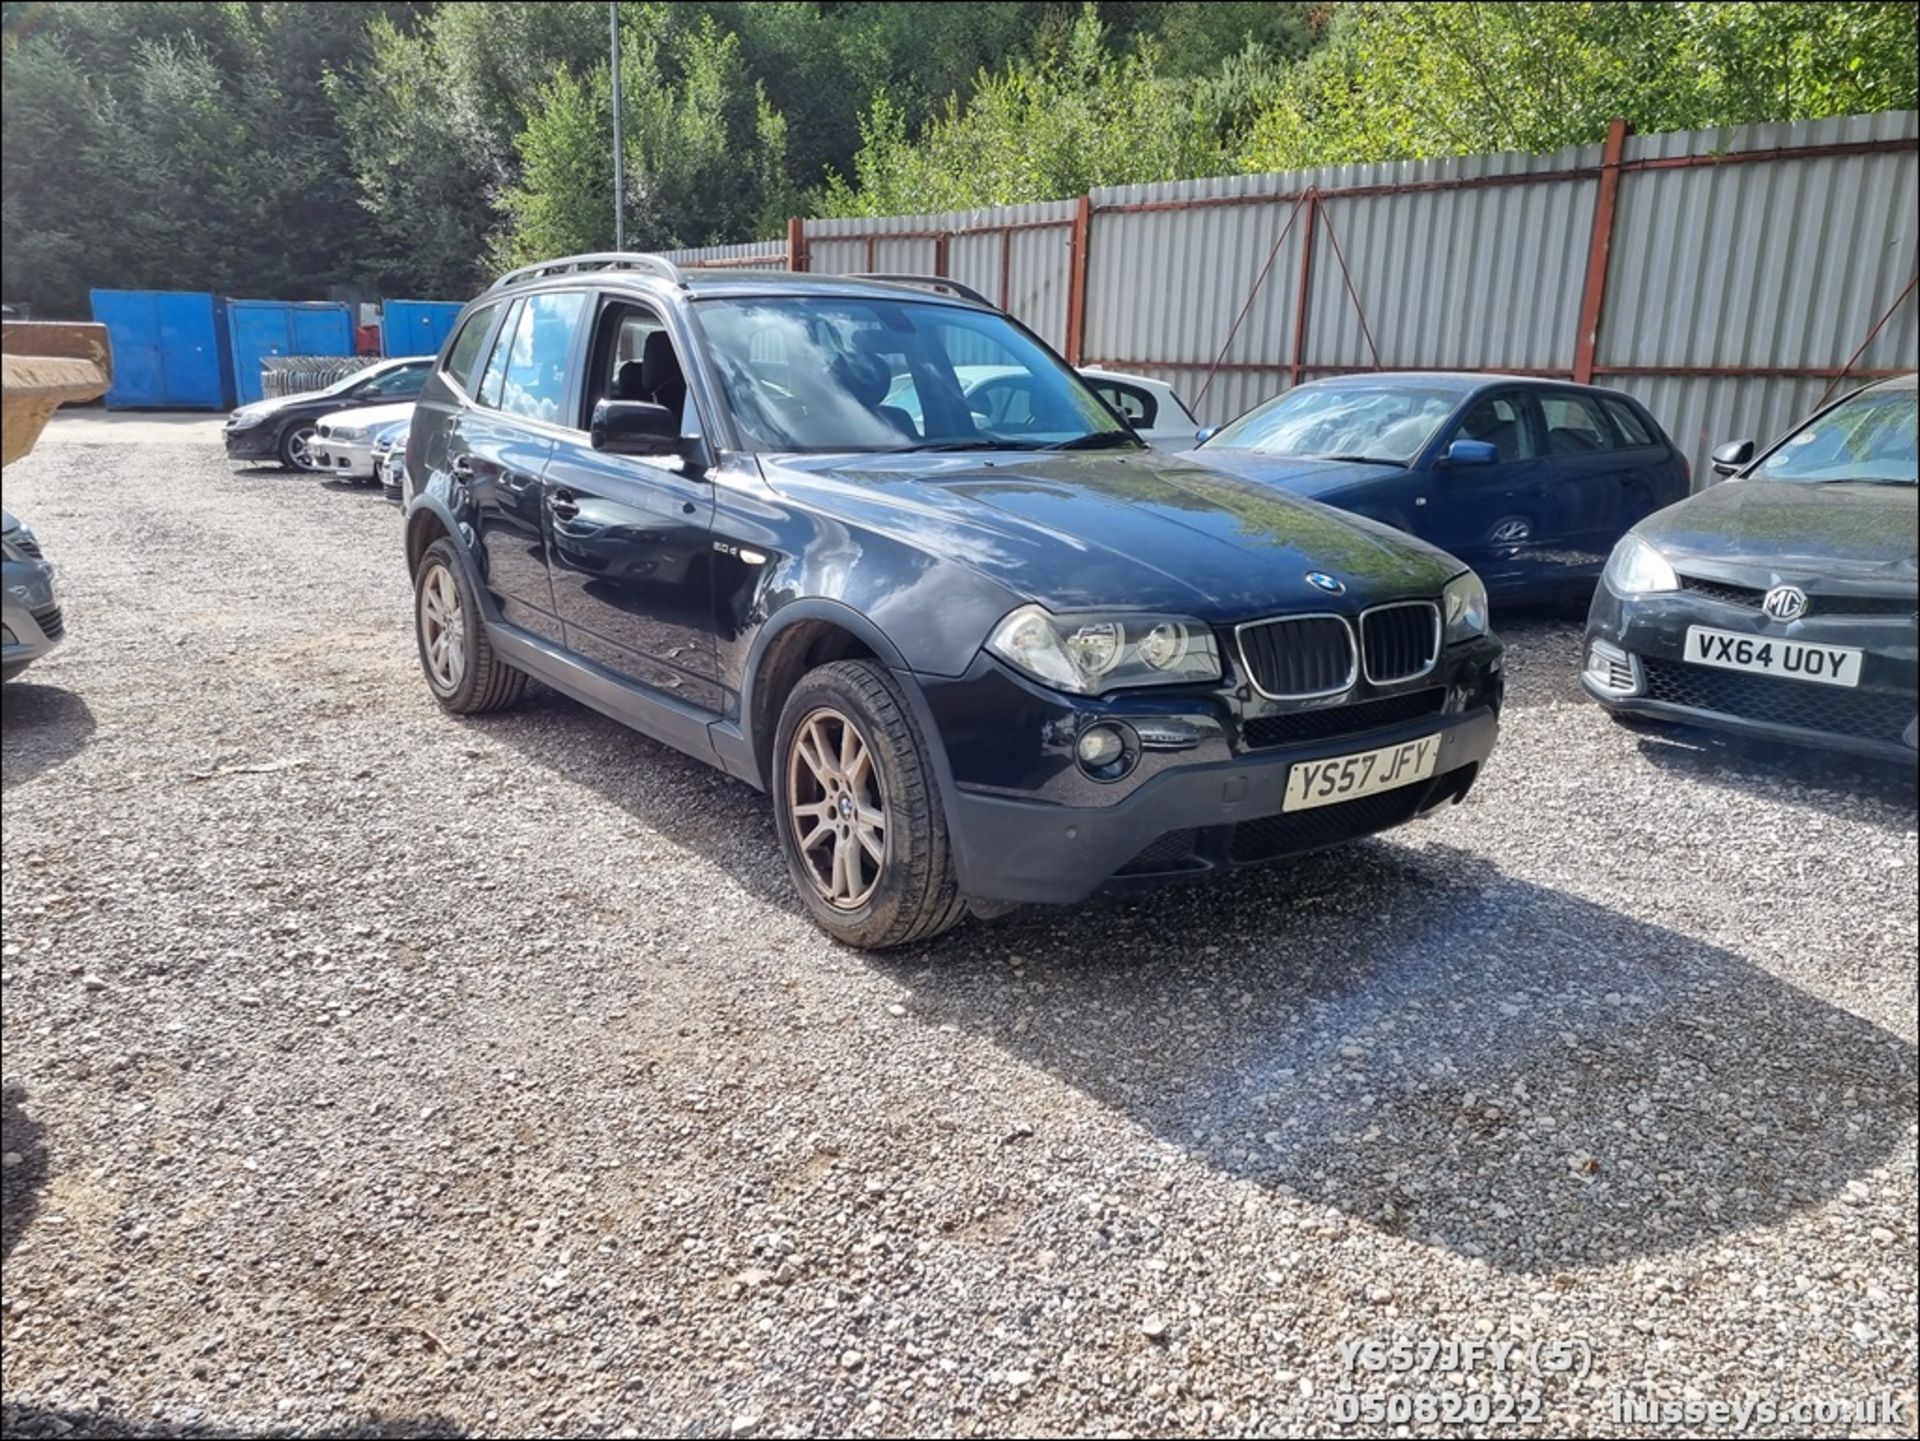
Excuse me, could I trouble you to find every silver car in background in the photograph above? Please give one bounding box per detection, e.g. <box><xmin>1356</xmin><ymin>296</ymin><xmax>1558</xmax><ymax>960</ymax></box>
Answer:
<box><xmin>374</xmin><ymin>419</ymin><xmax>411</xmax><ymax>504</ymax></box>
<box><xmin>306</xmin><ymin>401</ymin><xmax>414</xmax><ymax>483</ymax></box>
<box><xmin>2</xmin><ymin>508</ymin><xmax>65</xmax><ymax>680</ymax></box>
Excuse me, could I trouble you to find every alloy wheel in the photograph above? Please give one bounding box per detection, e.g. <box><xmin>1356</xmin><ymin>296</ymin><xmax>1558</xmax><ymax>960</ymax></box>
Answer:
<box><xmin>787</xmin><ymin>707</ymin><xmax>888</xmax><ymax>909</ymax></box>
<box><xmin>417</xmin><ymin>563</ymin><xmax>467</xmax><ymax>692</ymax></box>
<box><xmin>285</xmin><ymin>424</ymin><xmax>318</xmax><ymax>470</ymax></box>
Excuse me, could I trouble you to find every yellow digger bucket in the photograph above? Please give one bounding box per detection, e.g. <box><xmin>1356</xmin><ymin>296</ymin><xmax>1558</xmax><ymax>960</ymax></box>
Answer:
<box><xmin>2</xmin><ymin>320</ymin><xmax>114</xmax><ymax>466</ymax></box>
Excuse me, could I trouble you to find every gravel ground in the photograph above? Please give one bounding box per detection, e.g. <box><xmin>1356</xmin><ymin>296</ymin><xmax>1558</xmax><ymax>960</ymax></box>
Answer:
<box><xmin>3</xmin><ymin>421</ymin><xmax>1915</xmax><ymax>1439</ymax></box>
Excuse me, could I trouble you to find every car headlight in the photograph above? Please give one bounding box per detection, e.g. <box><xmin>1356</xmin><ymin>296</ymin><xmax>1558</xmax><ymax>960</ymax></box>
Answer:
<box><xmin>1442</xmin><ymin>571</ymin><xmax>1489</xmax><ymax>642</ymax></box>
<box><xmin>333</xmin><ymin>424</ymin><xmax>368</xmax><ymax>442</ymax></box>
<box><xmin>1604</xmin><ymin>533</ymin><xmax>1678</xmax><ymax>596</ymax></box>
<box><xmin>986</xmin><ymin>605</ymin><xmax>1221</xmax><ymax>694</ymax></box>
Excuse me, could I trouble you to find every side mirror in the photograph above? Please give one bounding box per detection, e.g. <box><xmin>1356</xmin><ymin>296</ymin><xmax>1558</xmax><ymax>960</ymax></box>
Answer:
<box><xmin>591</xmin><ymin>399</ymin><xmax>679</xmax><ymax>456</ymax></box>
<box><xmin>1194</xmin><ymin>426</ymin><xmax>1217</xmax><ymax>445</ymax></box>
<box><xmin>1441</xmin><ymin>438</ymin><xmax>1499</xmax><ymax>466</ymax></box>
<box><xmin>1710</xmin><ymin>438</ymin><xmax>1754</xmax><ymax>477</ymax></box>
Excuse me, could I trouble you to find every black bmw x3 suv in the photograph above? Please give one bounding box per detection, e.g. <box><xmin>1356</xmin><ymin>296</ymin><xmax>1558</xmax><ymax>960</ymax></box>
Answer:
<box><xmin>402</xmin><ymin>254</ymin><xmax>1504</xmax><ymax>947</ymax></box>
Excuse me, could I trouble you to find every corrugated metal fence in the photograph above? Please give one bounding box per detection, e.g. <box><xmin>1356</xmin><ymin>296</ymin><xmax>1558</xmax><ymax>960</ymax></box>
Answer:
<box><xmin>704</xmin><ymin>112</ymin><xmax>1917</xmax><ymax>483</ymax></box>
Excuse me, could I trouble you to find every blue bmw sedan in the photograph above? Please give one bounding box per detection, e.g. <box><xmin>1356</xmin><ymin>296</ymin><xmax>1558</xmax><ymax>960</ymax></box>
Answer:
<box><xmin>1189</xmin><ymin>373</ymin><xmax>1690</xmax><ymax>603</ymax></box>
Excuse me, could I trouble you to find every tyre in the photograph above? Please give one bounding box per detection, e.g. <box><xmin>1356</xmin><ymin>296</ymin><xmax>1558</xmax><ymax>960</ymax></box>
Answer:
<box><xmin>773</xmin><ymin>659</ymin><xmax>966</xmax><ymax>949</ymax></box>
<box><xmin>412</xmin><ymin>538</ymin><xmax>525</xmax><ymax>714</ymax></box>
<box><xmin>278</xmin><ymin>421</ymin><xmax>318</xmax><ymax>471</ymax></box>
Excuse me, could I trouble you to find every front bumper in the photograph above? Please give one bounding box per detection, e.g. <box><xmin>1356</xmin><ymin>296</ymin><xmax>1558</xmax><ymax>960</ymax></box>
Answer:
<box><xmin>1582</xmin><ymin>582</ymin><xmax>1919</xmax><ymax>766</ymax></box>
<box><xmin>922</xmin><ymin>639</ymin><xmax>1504</xmax><ymax>904</ymax></box>
<box><xmin>2</xmin><ymin>554</ymin><xmax>65</xmax><ymax>678</ymax></box>
<box><xmin>222</xmin><ymin>419</ymin><xmax>279</xmax><ymax>462</ymax></box>
<box><xmin>307</xmin><ymin>432</ymin><xmax>378</xmax><ymax>479</ymax></box>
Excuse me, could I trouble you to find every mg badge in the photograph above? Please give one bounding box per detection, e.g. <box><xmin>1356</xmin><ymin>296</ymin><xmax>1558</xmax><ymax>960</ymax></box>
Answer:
<box><xmin>1762</xmin><ymin>585</ymin><xmax>1808</xmax><ymax>622</ymax></box>
<box><xmin>1306</xmin><ymin>571</ymin><xmax>1345</xmax><ymax>595</ymax></box>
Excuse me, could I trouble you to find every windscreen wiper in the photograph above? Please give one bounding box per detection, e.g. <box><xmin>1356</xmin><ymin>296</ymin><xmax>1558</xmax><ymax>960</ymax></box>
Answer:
<box><xmin>1315</xmin><ymin>453</ymin><xmax>1409</xmax><ymax>466</ymax></box>
<box><xmin>1045</xmin><ymin>431</ymin><xmax>1143</xmax><ymax>451</ymax></box>
<box><xmin>1805</xmin><ymin>476</ymin><xmax>1917</xmax><ymax>486</ymax></box>
<box><xmin>886</xmin><ymin>439</ymin><xmax>1049</xmax><ymax>453</ymax></box>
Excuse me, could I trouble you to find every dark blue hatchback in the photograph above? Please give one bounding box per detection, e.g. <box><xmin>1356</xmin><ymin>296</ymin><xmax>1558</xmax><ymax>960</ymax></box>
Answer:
<box><xmin>1189</xmin><ymin>373</ymin><xmax>1690</xmax><ymax>603</ymax></box>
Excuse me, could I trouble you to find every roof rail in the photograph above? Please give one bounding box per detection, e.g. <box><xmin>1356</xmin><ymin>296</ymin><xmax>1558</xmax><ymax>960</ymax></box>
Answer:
<box><xmin>846</xmin><ymin>273</ymin><xmax>996</xmax><ymax>309</ymax></box>
<box><xmin>489</xmin><ymin>252</ymin><xmax>684</xmax><ymax>293</ymax></box>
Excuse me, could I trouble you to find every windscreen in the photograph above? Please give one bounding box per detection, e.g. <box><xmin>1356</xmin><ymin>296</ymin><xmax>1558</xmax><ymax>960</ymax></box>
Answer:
<box><xmin>1204</xmin><ymin>383</ymin><xmax>1459</xmax><ymax>464</ymax></box>
<box><xmin>692</xmin><ymin>296</ymin><xmax>1131</xmax><ymax>454</ymax></box>
<box><xmin>1756</xmin><ymin>386</ymin><xmax>1917</xmax><ymax>484</ymax></box>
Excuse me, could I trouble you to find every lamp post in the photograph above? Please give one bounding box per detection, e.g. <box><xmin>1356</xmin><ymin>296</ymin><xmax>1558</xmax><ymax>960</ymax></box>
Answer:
<box><xmin>610</xmin><ymin>1</ymin><xmax>625</xmax><ymax>251</ymax></box>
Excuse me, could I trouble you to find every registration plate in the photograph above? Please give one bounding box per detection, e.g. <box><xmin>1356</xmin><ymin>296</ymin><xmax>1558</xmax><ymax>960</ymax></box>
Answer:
<box><xmin>1684</xmin><ymin>625</ymin><xmax>1862</xmax><ymax>689</ymax></box>
<box><xmin>1283</xmin><ymin>734</ymin><xmax>1441</xmax><ymax>813</ymax></box>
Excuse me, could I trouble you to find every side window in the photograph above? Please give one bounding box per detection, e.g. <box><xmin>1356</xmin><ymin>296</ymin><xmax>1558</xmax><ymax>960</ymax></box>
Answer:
<box><xmin>476</xmin><ymin>298</ymin><xmax>521</xmax><ymax>411</ymax></box>
<box><xmin>587</xmin><ymin>301</ymin><xmax>693</xmax><ymax>434</ymax></box>
<box><xmin>499</xmin><ymin>290</ymin><xmax>587</xmax><ymax>426</ymax></box>
<box><xmin>1540</xmin><ymin>394</ymin><xmax>1617</xmax><ymax>455</ymax></box>
<box><xmin>361</xmin><ymin>362</ymin><xmax>428</xmax><ymax>399</ymax></box>
<box><xmin>1455</xmin><ymin>392</ymin><xmax>1537</xmax><ymax>461</ymax></box>
<box><xmin>441</xmin><ymin>310</ymin><xmax>496</xmax><ymax>394</ymax></box>
<box><xmin>1600</xmin><ymin>396</ymin><xmax>1655</xmax><ymax>448</ymax></box>
<box><xmin>1091</xmin><ymin>379</ymin><xmax>1158</xmax><ymax>428</ymax></box>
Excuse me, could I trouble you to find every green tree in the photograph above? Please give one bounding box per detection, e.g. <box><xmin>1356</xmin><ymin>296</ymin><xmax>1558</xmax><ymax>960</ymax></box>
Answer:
<box><xmin>1240</xmin><ymin>1</ymin><xmax>1920</xmax><ymax>171</ymax></box>
<box><xmin>824</xmin><ymin>7</ymin><xmax>1220</xmax><ymax>215</ymax></box>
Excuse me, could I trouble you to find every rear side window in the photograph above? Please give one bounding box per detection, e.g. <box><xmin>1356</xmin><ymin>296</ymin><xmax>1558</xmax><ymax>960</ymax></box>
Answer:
<box><xmin>476</xmin><ymin>298</ymin><xmax>521</xmax><ymax>410</ymax></box>
<box><xmin>498</xmin><ymin>290</ymin><xmax>587</xmax><ymax>425</ymax></box>
<box><xmin>1091</xmin><ymin>379</ymin><xmax>1158</xmax><ymax>428</ymax></box>
<box><xmin>1540</xmin><ymin>394</ymin><xmax>1617</xmax><ymax>454</ymax></box>
<box><xmin>442</xmin><ymin>307</ymin><xmax>497</xmax><ymax>394</ymax></box>
<box><xmin>358</xmin><ymin>362</ymin><xmax>429</xmax><ymax>399</ymax></box>
<box><xmin>1600</xmin><ymin>396</ymin><xmax>1656</xmax><ymax>448</ymax></box>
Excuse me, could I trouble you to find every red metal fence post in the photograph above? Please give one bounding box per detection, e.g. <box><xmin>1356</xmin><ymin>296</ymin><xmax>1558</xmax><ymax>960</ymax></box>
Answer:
<box><xmin>1066</xmin><ymin>193</ymin><xmax>1092</xmax><ymax>366</ymax></box>
<box><xmin>1289</xmin><ymin>192</ymin><xmax>1319</xmax><ymax>388</ymax></box>
<box><xmin>999</xmin><ymin>229</ymin><xmax>1014</xmax><ymax>311</ymax></box>
<box><xmin>1573</xmin><ymin>117</ymin><xmax>1630</xmax><ymax>384</ymax></box>
<box><xmin>786</xmin><ymin>216</ymin><xmax>808</xmax><ymax>273</ymax></box>
<box><xmin>934</xmin><ymin>231</ymin><xmax>950</xmax><ymax>278</ymax></box>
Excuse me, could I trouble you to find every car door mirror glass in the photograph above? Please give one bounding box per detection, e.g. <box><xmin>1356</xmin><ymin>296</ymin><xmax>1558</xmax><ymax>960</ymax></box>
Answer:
<box><xmin>1710</xmin><ymin>437</ymin><xmax>1754</xmax><ymax>476</ymax></box>
<box><xmin>1443</xmin><ymin>438</ymin><xmax>1500</xmax><ymax>466</ymax></box>
<box><xmin>591</xmin><ymin>399</ymin><xmax>680</xmax><ymax>456</ymax></box>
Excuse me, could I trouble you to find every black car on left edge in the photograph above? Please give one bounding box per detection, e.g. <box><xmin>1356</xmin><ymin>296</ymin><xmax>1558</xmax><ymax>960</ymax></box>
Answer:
<box><xmin>223</xmin><ymin>355</ymin><xmax>432</xmax><ymax>471</ymax></box>
<box><xmin>1583</xmin><ymin>374</ymin><xmax>1917</xmax><ymax>764</ymax></box>
<box><xmin>401</xmin><ymin>255</ymin><xmax>1505</xmax><ymax>949</ymax></box>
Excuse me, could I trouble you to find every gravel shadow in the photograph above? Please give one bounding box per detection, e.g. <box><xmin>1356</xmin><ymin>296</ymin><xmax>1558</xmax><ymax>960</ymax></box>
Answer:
<box><xmin>884</xmin><ymin>841</ymin><xmax>1917</xmax><ymax>1274</ymax></box>
<box><xmin>1</xmin><ymin>1083</ymin><xmax>49</xmax><ymax>1263</ymax></box>
<box><xmin>1628</xmin><ymin>726</ymin><xmax>1919</xmax><ymax>820</ymax></box>
<box><xmin>318</xmin><ymin>479</ymin><xmax>389</xmax><ymax>500</ymax></box>
<box><xmin>469</xmin><ymin>688</ymin><xmax>798</xmax><ymax>910</ymax></box>
<box><xmin>0</xmin><ymin>1403</ymin><xmax>468</xmax><ymax>1438</ymax></box>
<box><xmin>0</xmin><ymin>683</ymin><xmax>97</xmax><ymax>790</ymax></box>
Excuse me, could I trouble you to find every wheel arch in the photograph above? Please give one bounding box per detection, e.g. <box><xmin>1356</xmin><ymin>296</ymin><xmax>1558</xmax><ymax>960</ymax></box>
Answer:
<box><xmin>741</xmin><ymin>600</ymin><xmax>912</xmax><ymax>791</ymax></box>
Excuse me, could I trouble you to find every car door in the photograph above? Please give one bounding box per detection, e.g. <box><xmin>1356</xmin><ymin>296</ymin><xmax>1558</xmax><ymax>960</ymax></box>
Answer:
<box><xmin>1410</xmin><ymin>387</ymin><xmax>1556</xmax><ymax>593</ymax></box>
<box><xmin>448</xmin><ymin>292</ymin><xmax>586</xmax><ymax>644</ymax></box>
<box><xmin>542</xmin><ymin>297</ymin><xmax>721</xmax><ymax>713</ymax></box>
<box><xmin>1594</xmin><ymin>390</ymin><xmax>1691</xmax><ymax>531</ymax></box>
<box><xmin>1536</xmin><ymin>389</ymin><xmax>1655</xmax><ymax>587</ymax></box>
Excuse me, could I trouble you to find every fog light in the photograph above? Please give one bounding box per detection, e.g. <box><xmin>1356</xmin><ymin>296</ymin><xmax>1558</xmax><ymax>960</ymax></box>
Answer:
<box><xmin>1077</xmin><ymin>724</ymin><xmax>1125</xmax><ymax>767</ymax></box>
<box><xmin>1585</xmin><ymin>640</ymin><xmax>1641</xmax><ymax>696</ymax></box>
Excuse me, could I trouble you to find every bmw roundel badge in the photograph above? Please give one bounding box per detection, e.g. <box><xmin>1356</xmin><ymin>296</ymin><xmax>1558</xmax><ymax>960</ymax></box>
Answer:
<box><xmin>1306</xmin><ymin>571</ymin><xmax>1346</xmax><ymax>595</ymax></box>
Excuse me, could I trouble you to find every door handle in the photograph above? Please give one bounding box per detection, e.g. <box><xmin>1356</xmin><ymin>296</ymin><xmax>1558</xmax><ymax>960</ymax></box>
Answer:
<box><xmin>450</xmin><ymin>454</ymin><xmax>475</xmax><ymax>479</ymax></box>
<box><xmin>548</xmin><ymin>488</ymin><xmax>580</xmax><ymax>521</ymax></box>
